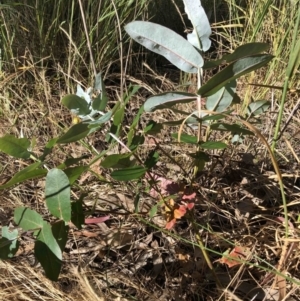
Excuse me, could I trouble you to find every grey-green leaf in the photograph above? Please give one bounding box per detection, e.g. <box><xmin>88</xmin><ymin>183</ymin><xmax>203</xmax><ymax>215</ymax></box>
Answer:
<box><xmin>125</xmin><ymin>21</ymin><xmax>203</xmax><ymax>73</ymax></box>
<box><xmin>0</xmin><ymin>227</ymin><xmax>19</xmax><ymax>259</ymax></box>
<box><xmin>198</xmin><ymin>54</ymin><xmax>274</xmax><ymax>96</ymax></box>
<box><xmin>206</xmin><ymin>81</ymin><xmax>239</xmax><ymax>112</ymax></box>
<box><xmin>183</xmin><ymin>0</ymin><xmax>211</xmax><ymax>51</ymax></box>
<box><xmin>34</xmin><ymin>240</ymin><xmax>62</xmax><ymax>281</ymax></box>
<box><xmin>111</xmin><ymin>166</ymin><xmax>147</xmax><ymax>181</ymax></box>
<box><xmin>222</xmin><ymin>42</ymin><xmax>270</xmax><ymax>63</ymax></box>
<box><xmin>14</xmin><ymin>207</ymin><xmax>44</xmax><ymax>230</ymax></box>
<box><xmin>247</xmin><ymin>100</ymin><xmax>270</xmax><ymax>116</ymax></box>
<box><xmin>57</xmin><ymin>123</ymin><xmax>91</xmax><ymax>144</ymax></box>
<box><xmin>92</xmin><ymin>72</ymin><xmax>108</xmax><ymax>111</ymax></box>
<box><xmin>36</xmin><ymin>221</ymin><xmax>62</xmax><ymax>260</ymax></box>
<box><xmin>144</xmin><ymin>92</ymin><xmax>197</xmax><ymax>112</ymax></box>
<box><xmin>45</xmin><ymin>169</ymin><xmax>71</xmax><ymax>222</ymax></box>
<box><xmin>61</xmin><ymin>94</ymin><xmax>91</xmax><ymax>116</ymax></box>
<box><xmin>0</xmin><ymin>135</ymin><xmax>31</xmax><ymax>159</ymax></box>
<box><xmin>0</xmin><ymin>162</ymin><xmax>47</xmax><ymax>190</ymax></box>
<box><xmin>200</xmin><ymin>141</ymin><xmax>227</xmax><ymax>149</ymax></box>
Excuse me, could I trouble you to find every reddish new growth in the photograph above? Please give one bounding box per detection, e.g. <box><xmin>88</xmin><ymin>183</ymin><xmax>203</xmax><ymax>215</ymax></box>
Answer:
<box><xmin>165</xmin><ymin>199</ymin><xmax>195</xmax><ymax>230</ymax></box>
<box><xmin>148</xmin><ymin>173</ymin><xmax>195</xmax><ymax>229</ymax></box>
<box><xmin>216</xmin><ymin>246</ymin><xmax>251</xmax><ymax>268</ymax></box>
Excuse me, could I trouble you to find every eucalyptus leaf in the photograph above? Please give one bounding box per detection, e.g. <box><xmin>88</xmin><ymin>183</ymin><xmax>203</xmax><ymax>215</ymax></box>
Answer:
<box><xmin>206</xmin><ymin>81</ymin><xmax>239</xmax><ymax>112</ymax></box>
<box><xmin>14</xmin><ymin>207</ymin><xmax>44</xmax><ymax>231</ymax></box>
<box><xmin>172</xmin><ymin>133</ymin><xmax>198</xmax><ymax>144</ymax></box>
<box><xmin>45</xmin><ymin>169</ymin><xmax>71</xmax><ymax>222</ymax></box>
<box><xmin>92</xmin><ymin>72</ymin><xmax>108</xmax><ymax>111</ymax></box>
<box><xmin>200</xmin><ymin>141</ymin><xmax>227</xmax><ymax>149</ymax></box>
<box><xmin>61</xmin><ymin>94</ymin><xmax>91</xmax><ymax>116</ymax></box>
<box><xmin>183</xmin><ymin>0</ymin><xmax>211</xmax><ymax>51</ymax></box>
<box><xmin>0</xmin><ymin>162</ymin><xmax>47</xmax><ymax>190</ymax></box>
<box><xmin>35</xmin><ymin>221</ymin><xmax>62</xmax><ymax>260</ymax></box>
<box><xmin>246</xmin><ymin>100</ymin><xmax>270</xmax><ymax>116</ymax></box>
<box><xmin>57</xmin><ymin>123</ymin><xmax>91</xmax><ymax>144</ymax></box>
<box><xmin>101</xmin><ymin>153</ymin><xmax>132</xmax><ymax>168</ymax></box>
<box><xmin>52</xmin><ymin>221</ymin><xmax>69</xmax><ymax>251</ymax></box>
<box><xmin>198</xmin><ymin>54</ymin><xmax>274</xmax><ymax>96</ymax></box>
<box><xmin>144</xmin><ymin>92</ymin><xmax>197</xmax><ymax>112</ymax></box>
<box><xmin>210</xmin><ymin>123</ymin><xmax>253</xmax><ymax>136</ymax></box>
<box><xmin>125</xmin><ymin>21</ymin><xmax>203</xmax><ymax>73</ymax></box>
<box><xmin>87</xmin><ymin>111</ymin><xmax>112</xmax><ymax>128</ymax></box>
<box><xmin>0</xmin><ymin>135</ymin><xmax>31</xmax><ymax>159</ymax></box>
<box><xmin>64</xmin><ymin>165</ymin><xmax>89</xmax><ymax>185</ymax></box>
<box><xmin>203</xmin><ymin>42</ymin><xmax>270</xmax><ymax>69</ymax></box>
<box><xmin>111</xmin><ymin>166</ymin><xmax>147</xmax><ymax>181</ymax></box>
<box><xmin>0</xmin><ymin>227</ymin><xmax>19</xmax><ymax>259</ymax></box>
<box><xmin>222</xmin><ymin>42</ymin><xmax>270</xmax><ymax>63</ymax></box>
<box><xmin>71</xmin><ymin>201</ymin><xmax>84</xmax><ymax>230</ymax></box>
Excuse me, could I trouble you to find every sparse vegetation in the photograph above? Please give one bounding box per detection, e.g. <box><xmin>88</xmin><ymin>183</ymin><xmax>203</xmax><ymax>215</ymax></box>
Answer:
<box><xmin>0</xmin><ymin>0</ymin><xmax>300</xmax><ymax>300</ymax></box>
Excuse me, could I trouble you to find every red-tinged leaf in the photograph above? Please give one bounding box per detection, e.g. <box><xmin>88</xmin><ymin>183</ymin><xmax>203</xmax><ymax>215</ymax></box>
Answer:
<box><xmin>148</xmin><ymin>173</ymin><xmax>180</xmax><ymax>198</ymax></box>
<box><xmin>85</xmin><ymin>216</ymin><xmax>110</xmax><ymax>224</ymax></box>
<box><xmin>182</xmin><ymin>192</ymin><xmax>196</xmax><ymax>201</ymax></box>
<box><xmin>217</xmin><ymin>246</ymin><xmax>251</xmax><ymax>268</ymax></box>
<box><xmin>186</xmin><ymin>202</ymin><xmax>195</xmax><ymax>210</ymax></box>
<box><xmin>165</xmin><ymin>218</ymin><xmax>177</xmax><ymax>230</ymax></box>
<box><xmin>174</xmin><ymin>205</ymin><xmax>187</xmax><ymax>219</ymax></box>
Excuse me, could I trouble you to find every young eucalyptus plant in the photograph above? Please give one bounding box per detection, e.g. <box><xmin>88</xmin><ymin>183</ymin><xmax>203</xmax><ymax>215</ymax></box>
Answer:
<box><xmin>125</xmin><ymin>0</ymin><xmax>273</xmax><ymax>174</ymax></box>
<box><xmin>0</xmin><ymin>0</ymin><xmax>273</xmax><ymax>281</ymax></box>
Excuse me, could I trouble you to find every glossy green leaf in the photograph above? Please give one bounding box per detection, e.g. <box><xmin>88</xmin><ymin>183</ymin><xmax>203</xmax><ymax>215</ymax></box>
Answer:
<box><xmin>183</xmin><ymin>0</ymin><xmax>211</xmax><ymax>51</ymax></box>
<box><xmin>57</xmin><ymin>123</ymin><xmax>91</xmax><ymax>144</ymax></box>
<box><xmin>124</xmin><ymin>85</ymin><xmax>140</xmax><ymax>104</ymax></box>
<box><xmin>172</xmin><ymin>133</ymin><xmax>198</xmax><ymax>144</ymax></box>
<box><xmin>203</xmin><ymin>42</ymin><xmax>270</xmax><ymax>69</ymax></box>
<box><xmin>45</xmin><ymin>169</ymin><xmax>71</xmax><ymax>222</ymax></box>
<box><xmin>125</xmin><ymin>21</ymin><xmax>203</xmax><ymax>73</ymax></box>
<box><xmin>0</xmin><ymin>227</ymin><xmax>19</xmax><ymax>259</ymax></box>
<box><xmin>200</xmin><ymin>141</ymin><xmax>227</xmax><ymax>149</ymax></box>
<box><xmin>111</xmin><ymin>166</ymin><xmax>147</xmax><ymax>181</ymax></box>
<box><xmin>206</xmin><ymin>81</ymin><xmax>240</xmax><ymax>112</ymax></box>
<box><xmin>144</xmin><ymin>150</ymin><xmax>159</xmax><ymax>169</ymax></box>
<box><xmin>71</xmin><ymin>201</ymin><xmax>84</xmax><ymax>230</ymax></box>
<box><xmin>14</xmin><ymin>207</ymin><xmax>44</xmax><ymax>231</ymax></box>
<box><xmin>144</xmin><ymin>92</ymin><xmax>197</xmax><ymax>112</ymax></box>
<box><xmin>246</xmin><ymin>100</ymin><xmax>270</xmax><ymax>116</ymax></box>
<box><xmin>198</xmin><ymin>54</ymin><xmax>274</xmax><ymax>96</ymax></box>
<box><xmin>113</xmin><ymin>105</ymin><xmax>125</xmax><ymax>126</ymax></box>
<box><xmin>64</xmin><ymin>165</ymin><xmax>89</xmax><ymax>185</ymax></box>
<box><xmin>0</xmin><ymin>162</ymin><xmax>47</xmax><ymax>190</ymax></box>
<box><xmin>210</xmin><ymin>123</ymin><xmax>253</xmax><ymax>135</ymax></box>
<box><xmin>144</xmin><ymin>120</ymin><xmax>163</xmax><ymax>135</ymax></box>
<box><xmin>128</xmin><ymin>134</ymin><xmax>145</xmax><ymax>151</ymax></box>
<box><xmin>92</xmin><ymin>72</ymin><xmax>108</xmax><ymax>111</ymax></box>
<box><xmin>163</xmin><ymin>117</ymin><xmax>199</xmax><ymax>126</ymax></box>
<box><xmin>36</xmin><ymin>221</ymin><xmax>62</xmax><ymax>260</ymax></box>
<box><xmin>129</xmin><ymin>105</ymin><xmax>144</xmax><ymax>131</ymax></box>
<box><xmin>61</xmin><ymin>94</ymin><xmax>90</xmax><ymax>116</ymax></box>
<box><xmin>34</xmin><ymin>240</ymin><xmax>62</xmax><ymax>281</ymax></box>
<box><xmin>189</xmin><ymin>151</ymin><xmax>210</xmax><ymax>161</ymax></box>
<box><xmin>101</xmin><ymin>153</ymin><xmax>133</xmax><ymax>168</ymax></box>
<box><xmin>52</xmin><ymin>221</ymin><xmax>69</xmax><ymax>251</ymax></box>
<box><xmin>222</xmin><ymin>42</ymin><xmax>270</xmax><ymax>63</ymax></box>
<box><xmin>0</xmin><ymin>135</ymin><xmax>31</xmax><ymax>159</ymax></box>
